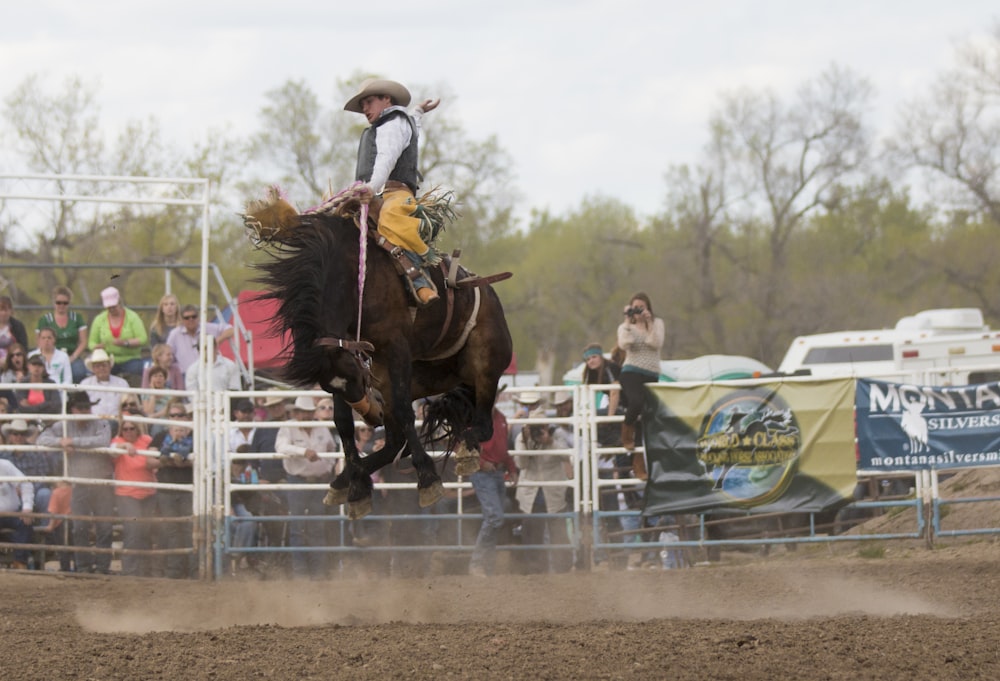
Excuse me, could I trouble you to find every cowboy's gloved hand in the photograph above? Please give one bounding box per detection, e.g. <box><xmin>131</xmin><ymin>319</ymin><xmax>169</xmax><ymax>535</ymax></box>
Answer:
<box><xmin>357</xmin><ymin>183</ymin><xmax>377</xmax><ymax>204</ymax></box>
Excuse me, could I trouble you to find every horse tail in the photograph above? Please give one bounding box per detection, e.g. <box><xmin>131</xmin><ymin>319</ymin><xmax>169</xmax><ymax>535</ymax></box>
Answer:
<box><xmin>420</xmin><ymin>384</ymin><xmax>477</xmax><ymax>452</ymax></box>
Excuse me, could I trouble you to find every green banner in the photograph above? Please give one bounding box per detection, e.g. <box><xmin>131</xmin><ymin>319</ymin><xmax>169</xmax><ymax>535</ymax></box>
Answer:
<box><xmin>642</xmin><ymin>379</ymin><xmax>857</xmax><ymax>515</ymax></box>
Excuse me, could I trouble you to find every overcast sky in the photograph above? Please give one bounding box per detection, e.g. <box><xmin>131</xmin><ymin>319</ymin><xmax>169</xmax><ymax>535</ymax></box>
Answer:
<box><xmin>1</xmin><ymin>1</ymin><xmax>997</xmax><ymax>223</ymax></box>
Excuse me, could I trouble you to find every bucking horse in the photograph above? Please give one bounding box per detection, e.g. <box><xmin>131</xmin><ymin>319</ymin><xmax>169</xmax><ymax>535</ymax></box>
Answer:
<box><xmin>242</xmin><ymin>184</ymin><xmax>513</xmax><ymax>519</ymax></box>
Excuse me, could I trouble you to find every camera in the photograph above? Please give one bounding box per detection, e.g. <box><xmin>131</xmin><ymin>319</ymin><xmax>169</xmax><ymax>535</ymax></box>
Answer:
<box><xmin>624</xmin><ymin>306</ymin><xmax>643</xmax><ymax>317</ymax></box>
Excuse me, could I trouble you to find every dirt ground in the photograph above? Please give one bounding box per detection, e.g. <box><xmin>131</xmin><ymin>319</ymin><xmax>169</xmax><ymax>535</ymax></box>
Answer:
<box><xmin>5</xmin><ymin>467</ymin><xmax>1000</xmax><ymax>680</ymax></box>
<box><xmin>2</xmin><ymin>537</ymin><xmax>1000</xmax><ymax>681</ymax></box>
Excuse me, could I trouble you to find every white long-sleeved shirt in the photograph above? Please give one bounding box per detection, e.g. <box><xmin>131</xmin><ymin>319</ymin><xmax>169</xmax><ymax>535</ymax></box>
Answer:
<box><xmin>276</xmin><ymin>424</ymin><xmax>338</xmax><ymax>478</ymax></box>
<box><xmin>369</xmin><ymin>105</ymin><xmax>425</xmax><ymax>193</ymax></box>
<box><xmin>0</xmin><ymin>458</ymin><xmax>34</xmax><ymax>513</ymax></box>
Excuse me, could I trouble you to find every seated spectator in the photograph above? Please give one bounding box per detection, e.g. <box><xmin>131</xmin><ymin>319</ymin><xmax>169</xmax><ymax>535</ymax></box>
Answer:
<box><xmin>80</xmin><ymin>349</ymin><xmax>130</xmax><ymax>426</ymax></box>
<box><xmin>119</xmin><ymin>394</ymin><xmax>144</xmax><ymax>417</ymax></box>
<box><xmin>0</xmin><ymin>456</ymin><xmax>34</xmax><ymax>569</ymax></box>
<box><xmin>184</xmin><ymin>342</ymin><xmax>241</xmax><ymax>394</ymax></box>
<box><xmin>15</xmin><ymin>355</ymin><xmax>62</xmax><ymax>416</ymax></box>
<box><xmin>166</xmin><ymin>304</ymin><xmax>233</xmax><ymax>375</ymax></box>
<box><xmin>35</xmin><ymin>391</ymin><xmax>114</xmax><ymax>574</ymax></box>
<box><xmin>230</xmin><ymin>398</ymin><xmax>257</xmax><ymax>453</ymax></box>
<box><xmin>0</xmin><ymin>295</ymin><xmax>29</xmax><ymax>364</ymax></box>
<box><xmin>111</xmin><ymin>417</ymin><xmax>159</xmax><ymax>577</ymax></box>
<box><xmin>141</xmin><ymin>343</ymin><xmax>184</xmax><ymax>390</ymax></box>
<box><xmin>0</xmin><ymin>418</ymin><xmax>58</xmax><ymax>521</ymax></box>
<box><xmin>0</xmin><ymin>342</ymin><xmax>28</xmax><ymax>410</ymax></box>
<box><xmin>148</xmin><ymin>293</ymin><xmax>181</xmax><ymax>348</ymax></box>
<box><xmin>29</xmin><ymin>327</ymin><xmax>72</xmax><ymax>385</ymax></box>
<box><xmin>36</xmin><ymin>285</ymin><xmax>89</xmax><ymax>383</ymax></box>
<box><xmin>88</xmin><ymin>286</ymin><xmax>148</xmax><ymax>384</ymax></box>
<box><xmin>142</xmin><ymin>366</ymin><xmax>171</xmax><ymax>437</ymax></box>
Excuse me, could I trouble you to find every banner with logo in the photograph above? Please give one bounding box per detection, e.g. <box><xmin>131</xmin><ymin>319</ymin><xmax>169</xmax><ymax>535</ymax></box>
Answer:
<box><xmin>856</xmin><ymin>378</ymin><xmax>1000</xmax><ymax>472</ymax></box>
<box><xmin>641</xmin><ymin>379</ymin><xmax>857</xmax><ymax>516</ymax></box>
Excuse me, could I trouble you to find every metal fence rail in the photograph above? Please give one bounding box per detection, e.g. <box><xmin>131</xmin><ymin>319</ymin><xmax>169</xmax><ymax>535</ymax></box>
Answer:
<box><xmin>3</xmin><ymin>376</ymin><xmax>998</xmax><ymax>579</ymax></box>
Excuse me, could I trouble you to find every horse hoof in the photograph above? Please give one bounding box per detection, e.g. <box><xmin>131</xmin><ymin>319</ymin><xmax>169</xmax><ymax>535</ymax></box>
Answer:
<box><xmin>455</xmin><ymin>454</ymin><xmax>481</xmax><ymax>477</ymax></box>
<box><xmin>348</xmin><ymin>497</ymin><xmax>373</xmax><ymax>520</ymax></box>
<box><xmin>419</xmin><ymin>480</ymin><xmax>444</xmax><ymax>508</ymax></box>
<box><xmin>323</xmin><ymin>487</ymin><xmax>348</xmax><ymax>507</ymax></box>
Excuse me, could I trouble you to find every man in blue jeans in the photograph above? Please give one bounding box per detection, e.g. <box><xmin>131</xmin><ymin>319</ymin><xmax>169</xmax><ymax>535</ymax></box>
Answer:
<box><xmin>468</xmin><ymin>406</ymin><xmax>519</xmax><ymax>577</ymax></box>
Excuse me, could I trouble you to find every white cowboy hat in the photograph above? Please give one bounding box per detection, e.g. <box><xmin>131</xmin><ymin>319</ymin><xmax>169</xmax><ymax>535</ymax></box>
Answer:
<box><xmin>262</xmin><ymin>394</ymin><xmax>288</xmax><ymax>407</ymax></box>
<box><xmin>84</xmin><ymin>348</ymin><xmax>115</xmax><ymax>370</ymax></box>
<box><xmin>1</xmin><ymin>418</ymin><xmax>37</xmax><ymax>437</ymax></box>
<box><xmin>515</xmin><ymin>391</ymin><xmax>542</xmax><ymax>406</ymax></box>
<box><xmin>343</xmin><ymin>78</ymin><xmax>411</xmax><ymax>113</ymax></box>
<box><xmin>552</xmin><ymin>391</ymin><xmax>573</xmax><ymax>406</ymax></box>
<box><xmin>292</xmin><ymin>396</ymin><xmax>316</xmax><ymax>411</ymax></box>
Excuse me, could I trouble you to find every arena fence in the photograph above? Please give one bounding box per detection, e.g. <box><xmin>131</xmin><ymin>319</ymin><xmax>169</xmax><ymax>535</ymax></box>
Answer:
<box><xmin>3</xmin><ymin>373</ymin><xmax>998</xmax><ymax>579</ymax></box>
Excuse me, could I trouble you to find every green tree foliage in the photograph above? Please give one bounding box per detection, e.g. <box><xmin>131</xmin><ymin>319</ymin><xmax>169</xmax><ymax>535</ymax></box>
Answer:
<box><xmin>500</xmin><ymin>197</ymin><xmax>650</xmax><ymax>382</ymax></box>
<box><xmin>1</xmin><ymin>74</ymin><xmax>243</xmax><ymax>321</ymax></box>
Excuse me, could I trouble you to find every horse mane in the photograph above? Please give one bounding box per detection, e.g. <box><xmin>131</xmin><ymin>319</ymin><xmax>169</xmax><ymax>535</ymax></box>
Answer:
<box><xmin>254</xmin><ymin>214</ymin><xmax>358</xmax><ymax>387</ymax></box>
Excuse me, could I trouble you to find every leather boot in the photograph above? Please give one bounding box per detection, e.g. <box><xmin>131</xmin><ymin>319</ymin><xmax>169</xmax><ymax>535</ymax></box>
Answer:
<box><xmin>621</xmin><ymin>422</ymin><xmax>636</xmax><ymax>451</ymax></box>
<box><xmin>632</xmin><ymin>451</ymin><xmax>648</xmax><ymax>481</ymax></box>
<box><xmin>416</xmin><ymin>287</ymin><xmax>439</xmax><ymax>306</ymax></box>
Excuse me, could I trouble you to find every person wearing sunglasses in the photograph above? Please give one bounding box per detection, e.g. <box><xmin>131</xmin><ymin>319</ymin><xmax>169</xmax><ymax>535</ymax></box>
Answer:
<box><xmin>36</xmin><ymin>285</ymin><xmax>89</xmax><ymax>383</ymax></box>
<box><xmin>111</xmin><ymin>418</ymin><xmax>159</xmax><ymax>576</ymax></box>
<box><xmin>165</xmin><ymin>304</ymin><xmax>234</xmax><ymax>376</ymax></box>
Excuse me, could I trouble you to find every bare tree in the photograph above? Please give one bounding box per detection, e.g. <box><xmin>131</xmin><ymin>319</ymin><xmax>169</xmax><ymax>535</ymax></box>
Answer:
<box><xmin>711</xmin><ymin>65</ymin><xmax>873</xmax><ymax>361</ymax></box>
<box><xmin>888</xmin><ymin>23</ymin><xmax>1000</xmax><ymax>226</ymax></box>
<box><xmin>1</xmin><ymin>74</ymin><xmax>241</xmax><ymax>308</ymax></box>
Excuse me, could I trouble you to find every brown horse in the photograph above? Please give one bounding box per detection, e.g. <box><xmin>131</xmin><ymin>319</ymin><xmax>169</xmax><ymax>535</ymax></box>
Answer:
<box><xmin>251</xmin><ymin>202</ymin><xmax>512</xmax><ymax>519</ymax></box>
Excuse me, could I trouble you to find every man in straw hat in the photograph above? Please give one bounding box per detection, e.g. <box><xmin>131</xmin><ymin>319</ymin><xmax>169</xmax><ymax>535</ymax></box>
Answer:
<box><xmin>344</xmin><ymin>77</ymin><xmax>441</xmax><ymax>306</ymax></box>
<box><xmin>80</xmin><ymin>348</ymin><xmax>130</xmax><ymax>420</ymax></box>
<box><xmin>36</xmin><ymin>390</ymin><xmax>114</xmax><ymax>573</ymax></box>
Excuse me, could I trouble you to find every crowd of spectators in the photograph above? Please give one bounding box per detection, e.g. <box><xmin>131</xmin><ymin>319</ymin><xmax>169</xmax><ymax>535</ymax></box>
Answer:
<box><xmin>0</xmin><ymin>283</ymin><xmax>668</xmax><ymax>578</ymax></box>
<box><xmin>0</xmin><ymin>283</ymin><xmax>236</xmax><ymax>574</ymax></box>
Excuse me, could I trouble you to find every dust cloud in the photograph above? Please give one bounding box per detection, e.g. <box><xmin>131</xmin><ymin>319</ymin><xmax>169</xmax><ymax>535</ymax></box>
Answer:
<box><xmin>74</xmin><ymin>567</ymin><xmax>955</xmax><ymax>634</ymax></box>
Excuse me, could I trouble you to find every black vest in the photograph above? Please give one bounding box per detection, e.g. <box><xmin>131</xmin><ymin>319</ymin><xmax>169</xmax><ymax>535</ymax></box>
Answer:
<box><xmin>355</xmin><ymin>109</ymin><xmax>420</xmax><ymax>193</ymax></box>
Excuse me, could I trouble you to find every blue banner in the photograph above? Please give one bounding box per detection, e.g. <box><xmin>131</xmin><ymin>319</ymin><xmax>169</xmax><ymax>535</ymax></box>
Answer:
<box><xmin>856</xmin><ymin>379</ymin><xmax>1000</xmax><ymax>471</ymax></box>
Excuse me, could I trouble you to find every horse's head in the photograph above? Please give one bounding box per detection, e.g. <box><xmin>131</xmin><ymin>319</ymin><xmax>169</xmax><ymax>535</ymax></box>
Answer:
<box><xmin>313</xmin><ymin>337</ymin><xmax>384</xmax><ymax>426</ymax></box>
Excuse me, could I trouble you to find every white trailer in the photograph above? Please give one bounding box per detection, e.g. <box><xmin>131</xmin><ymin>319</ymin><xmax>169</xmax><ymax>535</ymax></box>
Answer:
<box><xmin>777</xmin><ymin>308</ymin><xmax>1000</xmax><ymax>384</ymax></box>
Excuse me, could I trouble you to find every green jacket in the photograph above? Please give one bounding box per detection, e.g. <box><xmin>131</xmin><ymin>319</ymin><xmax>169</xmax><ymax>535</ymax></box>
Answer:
<box><xmin>88</xmin><ymin>308</ymin><xmax>148</xmax><ymax>364</ymax></box>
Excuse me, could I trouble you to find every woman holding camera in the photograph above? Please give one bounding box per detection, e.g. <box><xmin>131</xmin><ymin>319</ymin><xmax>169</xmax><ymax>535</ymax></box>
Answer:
<box><xmin>616</xmin><ymin>292</ymin><xmax>664</xmax><ymax>480</ymax></box>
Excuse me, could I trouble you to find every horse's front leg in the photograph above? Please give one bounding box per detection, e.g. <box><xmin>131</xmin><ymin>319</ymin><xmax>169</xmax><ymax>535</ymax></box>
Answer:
<box><xmin>324</xmin><ymin>394</ymin><xmax>373</xmax><ymax>519</ymax></box>
<box><xmin>383</xmin><ymin>352</ymin><xmax>444</xmax><ymax>508</ymax></box>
